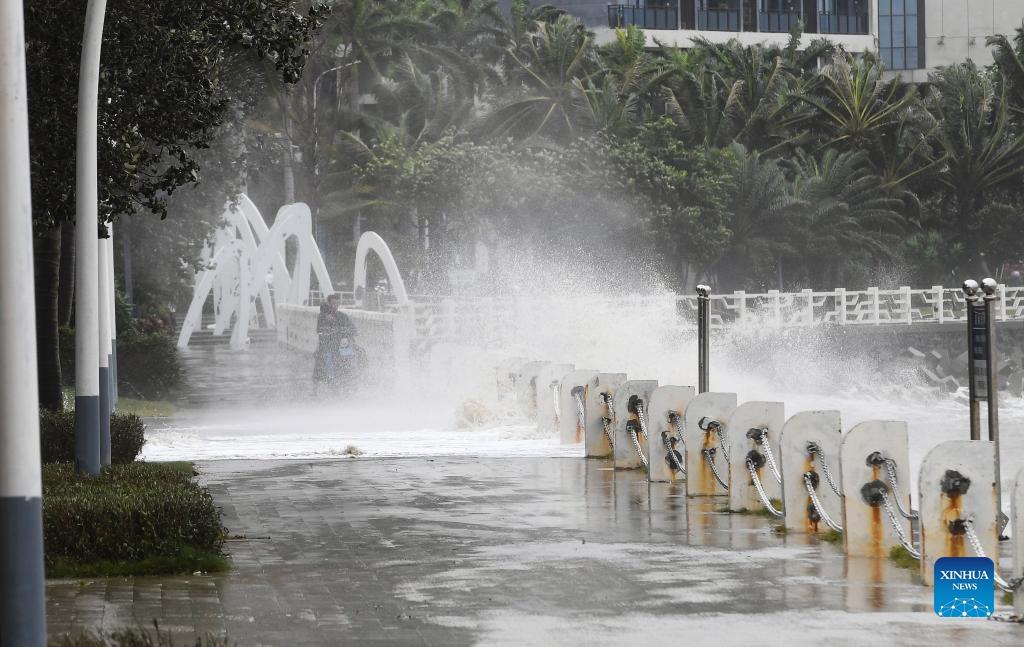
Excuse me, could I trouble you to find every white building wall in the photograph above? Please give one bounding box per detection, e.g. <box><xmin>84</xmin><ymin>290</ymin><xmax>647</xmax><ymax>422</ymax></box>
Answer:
<box><xmin>901</xmin><ymin>0</ymin><xmax>1024</xmax><ymax>81</ymax></box>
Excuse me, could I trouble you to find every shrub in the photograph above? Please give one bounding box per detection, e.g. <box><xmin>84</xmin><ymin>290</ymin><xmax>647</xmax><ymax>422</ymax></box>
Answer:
<box><xmin>59</xmin><ymin>326</ymin><xmax>182</xmax><ymax>399</ymax></box>
<box><xmin>43</xmin><ymin>463</ymin><xmax>226</xmax><ymax>567</ymax></box>
<box><xmin>117</xmin><ymin>332</ymin><xmax>182</xmax><ymax>399</ymax></box>
<box><xmin>55</xmin><ymin>621</ymin><xmax>230</xmax><ymax>646</ymax></box>
<box><xmin>40</xmin><ymin>409</ymin><xmax>146</xmax><ymax>464</ymax></box>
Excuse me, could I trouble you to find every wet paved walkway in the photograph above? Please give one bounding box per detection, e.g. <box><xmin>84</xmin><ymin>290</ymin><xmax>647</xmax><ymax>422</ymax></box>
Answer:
<box><xmin>47</xmin><ymin>457</ymin><xmax>1023</xmax><ymax>645</ymax></box>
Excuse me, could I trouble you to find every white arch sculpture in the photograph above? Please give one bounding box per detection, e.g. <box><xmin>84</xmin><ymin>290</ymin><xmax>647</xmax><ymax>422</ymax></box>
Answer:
<box><xmin>353</xmin><ymin>231</ymin><xmax>410</xmax><ymax>309</ymax></box>
<box><xmin>177</xmin><ymin>195</ymin><xmax>333</xmax><ymax>350</ymax></box>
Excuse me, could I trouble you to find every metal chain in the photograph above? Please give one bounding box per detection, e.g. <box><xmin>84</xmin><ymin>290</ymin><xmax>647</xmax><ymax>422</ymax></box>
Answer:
<box><xmin>807</xmin><ymin>443</ymin><xmax>843</xmax><ymax>497</ymax></box>
<box><xmin>573</xmin><ymin>390</ymin><xmax>586</xmax><ymax>434</ymax></box>
<box><xmin>702</xmin><ymin>448</ymin><xmax>729</xmax><ymax>490</ymax></box>
<box><xmin>629</xmin><ymin>425</ymin><xmax>649</xmax><ymax>467</ymax></box>
<box><xmin>600</xmin><ymin>393</ymin><xmax>615</xmax><ymax>447</ymax></box>
<box><xmin>804</xmin><ymin>473</ymin><xmax>843</xmax><ymax>532</ymax></box>
<box><xmin>880</xmin><ymin>490</ymin><xmax>920</xmax><ymax>559</ymax></box>
<box><xmin>883</xmin><ymin>459</ymin><xmax>919</xmax><ymax>520</ymax></box>
<box><xmin>551</xmin><ymin>382</ymin><xmax>560</xmax><ymax>427</ymax></box>
<box><xmin>747</xmin><ymin>458</ymin><xmax>784</xmax><ymax>518</ymax></box>
<box><xmin>963</xmin><ymin>518</ymin><xmax>1024</xmax><ymax>592</ymax></box>
<box><xmin>715</xmin><ymin>425</ymin><xmax>730</xmax><ymax>464</ymax></box>
<box><xmin>752</xmin><ymin>429</ymin><xmax>782</xmax><ymax>484</ymax></box>
<box><xmin>663</xmin><ymin>413</ymin><xmax>686</xmax><ymax>475</ymax></box>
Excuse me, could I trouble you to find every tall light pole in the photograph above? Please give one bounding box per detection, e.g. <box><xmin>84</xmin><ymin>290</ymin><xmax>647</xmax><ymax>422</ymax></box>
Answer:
<box><xmin>98</xmin><ymin>233</ymin><xmax>112</xmax><ymax>466</ymax></box>
<box><xmin>0</xmin><ymin>0</ymin><xmax>47</xmax><ymax>643</ymax></box>
<box><xmin>108</xmin><ymin>222</ymin><xmax>118</xmax><ymax>406</ymax></box>
<box><xmin>74</xmin><ymin>0</ymin><xmax>107</xmax><ymax>475</ymax></box>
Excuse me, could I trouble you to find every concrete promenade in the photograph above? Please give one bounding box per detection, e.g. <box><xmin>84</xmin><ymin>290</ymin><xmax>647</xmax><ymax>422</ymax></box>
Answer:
<box><xmin>46</xmin><ymin>456</ymin><xmax>1024</xmax><ymax>646</ymax></box>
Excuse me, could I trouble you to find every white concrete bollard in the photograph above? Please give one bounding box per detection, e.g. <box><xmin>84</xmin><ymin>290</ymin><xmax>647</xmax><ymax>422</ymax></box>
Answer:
<box><xmin>612</xmin><ymin>380</ymin><xmax>658</xmax><ymax>470</ymax></box>
<box><xmin>684</xmin><ymin>392</ymin><xmax>737</xmax><ymax>497</ymax></box>
<box><xmin>780</xmin><ymin>411</ymin><xmax>843</xmax><ymax>534</ymax></box>
<box><xmin>514</xmin><ymin>361</ymin><xmax>549</xmax><ymax>420</ymax></box>
<box><xmin>557</xmin><ymin>370</ymin><xmax>599</xmax><ymax>445</ymax></box>
<box><xmin>1013</xmin><ymin>466</ymin><xmax>1024</xmax><ymax>613</ymax></box>
<box><xmin>646</xmin><ymin>386</ymin><xmax>696</xmax><ymax>484</ymax></box>
<box><xmin>918</xmin><ymin>440</ymin><xmax>997</xmax><ymax>586</ymax></box>
<box><xmin>535</xmin><ymin>363</ymin><xmax>574</xmax><ymax>435</ymax></box>
<box><xmin>586</xmin><ymin>373</ymin><xmax>626</xmax><ymax>458</ymax></box>
<box><xmin>727</xmin><ymin>401</ymin><xmax>785</xmax><ymax>514</ymax></box>
<box><xmin>840</xmin><ymin>421</ymin><xmax>913</xmax><ymax>558</ymax></box>
<box><xmin>495</xmin><ymin>356</ymin><xmax>526</xmax><ymax>399</ymax></box>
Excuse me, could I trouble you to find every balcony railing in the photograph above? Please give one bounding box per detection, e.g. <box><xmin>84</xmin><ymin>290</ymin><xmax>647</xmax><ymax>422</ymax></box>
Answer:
<box><xmin>697</xmin><ymin>9</ymin><xmax>740</xmax><ymax>31</ymax></box>
<box><xmin>759</xmin><ymin>11</ymin><xmax>800</xmax><ymax>33</ymax></box>
<box><xmin>817</xmin><ymin>12</ymin><xmax>868</xmax><ymax>34</ymax></box>
<box><xmin>607</xmin><ymin>5</ymin><xmax>680</xmax><ymax>30</ymax></box>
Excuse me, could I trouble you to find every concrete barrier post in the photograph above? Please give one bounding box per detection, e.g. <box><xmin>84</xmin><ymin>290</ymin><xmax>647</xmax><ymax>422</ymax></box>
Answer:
<box><xmin>535</xmin><ymin>363</ymin><xmax>574</xmax><ymax>435</ymax></box>
<box><xmin>514</xmin><ymin>361</ymin><xmax>549</xmax><ymax>420</ymax></box>
<box><xmin>727</xmin><ymin>402</ymin><xmax>785</xmax><ymax>513</ymax></box>
<box><xmin>780</xmin><ymin>411</ymin><xmax>843</xmax><ymax>534</ymax></box>
<box><xmin>495</xmin><ymin>356</ymin><xmax>526</xmax><ymax>399</ymax></box>
<box><xmin>840</xmin><ymin>421</ymin><xmax>914</xmax><ymax>558</ymax></box>
<box><xmin>684</xmin><ymin>392</ymin><xmax>737</xmax><ymax>497</ymax></box>
<box><xmin>646</xmin><ymin>386</ymin><xmax>696</xmax><ymax>483</ymax></box>
<box><xmin>918</xmin><ymin>440</ymin><xmax>997</xmax><ymax>586</ymax></box>
<box><xmin>586</xmin><ymin>373</ymin><xmax>626</xmax><ymax>458</ymax></box>
<box><xmin>612</xmin><ymin>380</ymin><xmax>658</xmax><ymax>470</ymax></box>
<box><xmin>558</xmin><ymin>370</ymin><xmax>599</xmax><ymax>445</ymax></box>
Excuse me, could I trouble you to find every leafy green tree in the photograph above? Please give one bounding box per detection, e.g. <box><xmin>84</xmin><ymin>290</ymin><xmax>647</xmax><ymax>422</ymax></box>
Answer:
<box><xmin>26</xmin><ymin>0</ymin><xmax>326</xmax><ymax>409</ymax></box>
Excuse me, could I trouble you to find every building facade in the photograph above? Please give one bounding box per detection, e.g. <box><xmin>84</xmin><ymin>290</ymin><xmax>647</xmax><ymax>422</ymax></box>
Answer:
<box><xmin>500</xmin><ymin>1</ymin><xmax>1024</xmax><ymax>80</ymax></box>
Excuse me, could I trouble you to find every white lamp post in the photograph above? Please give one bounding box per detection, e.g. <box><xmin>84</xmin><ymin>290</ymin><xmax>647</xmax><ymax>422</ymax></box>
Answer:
<box><xmin>0</xmin><ymin>0</ymin><xmax>47</xmax><ymax>643</ymax></box>
<box><xmin>74</xmin><ymin>0</ymin><xmax>107</xmax><ymax>474</ymax></box>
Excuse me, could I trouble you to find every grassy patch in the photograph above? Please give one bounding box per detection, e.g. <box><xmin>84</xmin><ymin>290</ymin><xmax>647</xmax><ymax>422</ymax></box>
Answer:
<box><xmin>116</xmin><ymin>397</ymin><xmax>175</xmax><ymax>418</ymax></box>
<box><xmin>1002</xmin><ymin>592</ymin><xmax>1013</xmax><ymax>606</ymax></box>
<box><xmin>821</xmin><ymin>529</ymin><xmax>843</xmax><ymax>544</ymax></box>
<box><xmin>43</xmin><ymin>462</ymin><xmax>227</xmax><ymax>578</ymax></box>
<box><xmin>771</xmin><ymin>523</ymin><xmax>787</xmax><ymax>535</ymax></box>
<box><xmin>55</xmin><ymin>622</ymin><xmax>230</xmax><ymax>646</ymax></box>
<box><xmin>48</xmin><ymin>547</ymin><xmax>229</xmax><ymax>579</ymax></box>
<box><xmin>889</xmin><ymin>545</ymin><xmax>919</xmax><ymax>569</ymax></box>
<box><xmin>62</xmin><ymin>387</ymin><xmax>175</xmax><ymax>417</ymax></box>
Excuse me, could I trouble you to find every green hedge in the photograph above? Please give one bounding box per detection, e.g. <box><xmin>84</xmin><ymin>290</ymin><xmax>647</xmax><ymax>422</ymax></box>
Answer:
<box><xmin>40</xmin><ymin>409</ymin><xmax>146</xmax><ymax>464</ymax></box>
<box><xmin>43</xmin><ymin>463</ymin><xmax>226</xmax><ymax>568</ymax></box>
<box><xmin>60</xmin><ymin>326</ymin><xmax>182</xmax><ymax>399</ymax></box>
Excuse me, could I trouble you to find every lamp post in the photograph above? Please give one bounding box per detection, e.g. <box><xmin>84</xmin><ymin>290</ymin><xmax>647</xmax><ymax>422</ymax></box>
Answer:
<box><xmin>980</xmin><ymin>277</ymin><xmax>1002</xmax><ymax>518</ymax></box>
<box><xmin>74</xmin><ymin>0</ymin><xmax>108</xmax><ymax>475</ymax></box>
<box><xmin>962</xmin><ymin>279</ymin><xmax>982</xmax><ymax>441</ymax></box>
<box><xmin>309</xmin><ymin>60</ymin><xmax>358</xmax><ymax>239</ymax></box>
<box><xmin>0</xmin><ymin>1</ymin><xmax>47</xmax><ymax>643</ymax></box>
<box><xmin>696</xmin><ymin>284</ymin><xmax>711</xmax><ymax>393</ymax></box>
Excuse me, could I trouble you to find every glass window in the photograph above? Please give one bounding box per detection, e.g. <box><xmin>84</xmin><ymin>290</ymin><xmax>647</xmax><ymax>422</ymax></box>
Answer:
<box><xmin>880</xmin><ymin>48</ymin><xmax>893</xmax><ymax>68</ymax></box>
<box><xmin>906</xmin><ymin>16</ymin><xmax>918</xmax><ymax>47</ymax></box>
<box><xmin>878</xmin><ymin>0</ymin><xmax>920</xmax><ymax>70</ymax></box>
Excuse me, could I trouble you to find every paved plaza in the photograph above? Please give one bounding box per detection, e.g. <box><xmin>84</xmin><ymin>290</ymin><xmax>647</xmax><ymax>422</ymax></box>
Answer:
<box><xmin>47</xmin><ymin>456</ymin><xmax>1023</xmax><ymax>646</ymax></box>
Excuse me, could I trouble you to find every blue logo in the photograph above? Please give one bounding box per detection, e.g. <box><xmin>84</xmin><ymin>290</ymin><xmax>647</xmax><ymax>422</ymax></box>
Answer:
<box><xmin>934</xmin><ymin>557</ymin><xmax>994</xmax><ymax>618</ymax></box>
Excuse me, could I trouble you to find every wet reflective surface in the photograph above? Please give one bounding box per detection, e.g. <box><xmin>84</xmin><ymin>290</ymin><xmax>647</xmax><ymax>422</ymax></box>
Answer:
<box><xmin>47</xmin><ymin>457</ymin><xmax>1022</xmax><ymax>645</ymax></box>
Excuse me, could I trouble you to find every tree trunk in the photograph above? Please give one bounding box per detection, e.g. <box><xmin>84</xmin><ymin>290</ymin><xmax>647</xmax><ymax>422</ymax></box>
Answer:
<box><xmin>34</xmin><ymin>224</ymin><xmax>64</xmax><ymax>411</ymax></box>
<box><xmin>57</xmin><ymin>220</ymin><xmax>75</xmax><ymax>326</ymax></box>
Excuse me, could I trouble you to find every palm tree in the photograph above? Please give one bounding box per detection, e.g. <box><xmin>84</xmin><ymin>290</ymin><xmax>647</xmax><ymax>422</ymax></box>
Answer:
<box><xmin>988</xmin><ymin>27</ymin><xmax>1024</xmax><ymax>123</ymax></box>
<box><xmin>926</xmin><ymin>62</ymin><xmax>1024</xmax><ymax>261</ymax></box>
<box><xmin>789</xmin><ymin>149</ymin><xmax>907</xmax><ymax>285</ymax></box>
<box><xmin>480</xmin><ymin>14</ymin><xmax>599</xmax><ymax>142</ymax></box>
<box><xmin>711</xmin><ymin>146</ymin><xmax>802</xmax><ymax>287</ymax></box>
<box><xmin>800</xmin><ymin>55</ymin><xmax>917</xmax><ymax>154</ymax></box>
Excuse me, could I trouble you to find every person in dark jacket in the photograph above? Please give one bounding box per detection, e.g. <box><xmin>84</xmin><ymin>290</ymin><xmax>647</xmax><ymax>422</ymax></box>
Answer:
<box><xmin>313</xmin><ymin>293</ymin><xmax>356</xmax><ymax>388</ymax></box>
